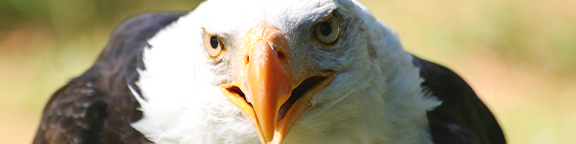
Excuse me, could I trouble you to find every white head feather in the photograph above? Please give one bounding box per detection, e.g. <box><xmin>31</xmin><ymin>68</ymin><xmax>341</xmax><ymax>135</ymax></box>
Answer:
<box><xmin>131</xmin><ymin>0</ymin><xmax>441</xmax><ymax>143</ymax></box>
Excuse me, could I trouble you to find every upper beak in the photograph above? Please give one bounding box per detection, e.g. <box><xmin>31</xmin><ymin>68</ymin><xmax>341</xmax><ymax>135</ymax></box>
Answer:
<box><xmin>221</xmin><ymin>25</ymin><xmax>334</xmax><ymax>144</ymax></box>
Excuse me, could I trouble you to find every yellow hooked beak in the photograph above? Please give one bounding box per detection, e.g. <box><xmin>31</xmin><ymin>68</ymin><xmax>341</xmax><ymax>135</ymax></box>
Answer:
<box><xmin>220</xmin><ymin>25</ymin><xmax>334</xmax><ymax>144</ymax></box>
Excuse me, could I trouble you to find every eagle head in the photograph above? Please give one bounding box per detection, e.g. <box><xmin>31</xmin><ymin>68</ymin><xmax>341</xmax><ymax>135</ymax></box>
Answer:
<box><xmin>130</xmin><ymin>0</ymin><xmax>440</xmax><ymax>143</ymax></box>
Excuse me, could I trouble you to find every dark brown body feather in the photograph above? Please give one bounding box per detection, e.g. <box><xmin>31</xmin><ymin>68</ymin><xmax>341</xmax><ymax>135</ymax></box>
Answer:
<box><xmin>33</xmin><ymin>12</ymin><xmax>186</xmax><ymax>144</ymax></box>
<box><xmin>414</xmin><ymin>56</ymin><xmax>506</xmax><ymax>144</ymax></box>
<box><xmin>33</xmin><ymin>12</ymin><xmax>505</xmax><ymax>144</ymax></box>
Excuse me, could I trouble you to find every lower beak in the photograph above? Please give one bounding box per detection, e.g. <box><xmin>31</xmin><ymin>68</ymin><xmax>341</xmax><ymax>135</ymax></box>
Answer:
<box><xmin>221</xmin><ymin>26</ymin><xmax>334</xmax><ymax>144</ymax></box>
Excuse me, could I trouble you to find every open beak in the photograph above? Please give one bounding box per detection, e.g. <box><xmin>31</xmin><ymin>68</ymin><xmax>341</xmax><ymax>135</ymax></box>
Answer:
<box><xmin>220</xmin><ymin>25</ymin><xmax>334</xmax><ymax>144</ymax></box>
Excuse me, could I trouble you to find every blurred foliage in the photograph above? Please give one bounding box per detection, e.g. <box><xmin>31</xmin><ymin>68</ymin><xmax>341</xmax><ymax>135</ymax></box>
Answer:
<box><xmin>370</xmin><ymin>0</ymin><xmax>576</xmax><ymax>78</ymax></box>
<box><xmin>0</xmin><ymin>0</ymin><xmax>575</xmax><ymax>143</ymax></box>
<box><xmin>0</xmin><ymin>0</ymin><xmax>202</xmax><ymax>42</ymax></box>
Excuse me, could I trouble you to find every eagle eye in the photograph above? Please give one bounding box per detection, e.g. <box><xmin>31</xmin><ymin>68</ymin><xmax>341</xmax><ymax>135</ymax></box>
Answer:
<box><xmin>314</xmin><ymin>16</ymin><xmax>340</xmax><ymax>45</ymax></box>
<box><xmin>203</xmin><ymin>32</ymin><xmax>224</xmax><ymax>58</ymax></box>
<box><xmin>210</xmin><ymin>36</ymin><xmax>219</xmax><ymax>48</ymax></box>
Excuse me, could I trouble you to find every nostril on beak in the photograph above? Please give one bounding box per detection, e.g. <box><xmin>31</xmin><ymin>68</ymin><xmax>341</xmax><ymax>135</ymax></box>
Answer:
<box><xmin>246</xmin><ymin>56</ymin><xmax>250</xmax><ymax>65</ymax></box>
<box><xmin>277</xmin><ymin>51</ymin><xmax>285</xmax><ymax>60</ymax></box>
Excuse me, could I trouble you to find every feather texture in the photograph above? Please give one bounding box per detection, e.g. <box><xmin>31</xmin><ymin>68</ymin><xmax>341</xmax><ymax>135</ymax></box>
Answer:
<box><xmin>34</xmin><ymin>0</ymin><xmax>505</xmax><ymax>144</ymax></box>
<box><xmin>33</xmin><ymin>12</ymin><xmax>186</xmax><ymax>144</ymax></box>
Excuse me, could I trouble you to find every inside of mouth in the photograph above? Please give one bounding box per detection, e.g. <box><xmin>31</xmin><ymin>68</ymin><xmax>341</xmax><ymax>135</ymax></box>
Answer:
<box><xmin>277</xmin><ymin>76</ymin><xmax>327</xmax><ymax>121</ymax></box>
<box><xmin>225</xmin><ymin>76</ymin><xmax>328</xmax><ymax>122</ymax></box>
<box><xmin>227</xmin><ymin>86</ymin><xmax>251</xmax><ymax>107</ymax></box>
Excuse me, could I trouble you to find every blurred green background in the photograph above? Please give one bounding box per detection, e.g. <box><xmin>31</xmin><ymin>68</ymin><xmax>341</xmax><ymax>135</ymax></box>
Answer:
<box><xmin>0</xmin><ymin>0</ymin><xmax>574</xmax><ymax>143</ymax></box>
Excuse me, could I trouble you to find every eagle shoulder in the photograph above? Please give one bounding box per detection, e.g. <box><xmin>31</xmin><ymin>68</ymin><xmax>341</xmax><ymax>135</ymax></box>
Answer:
<box><xmin>33</xmin><ymin>12</ymin><xmax>186</xmax><ymax>144</ymax></box>
<box><xmin>412</xmin><ymin>56</ymin><xmax>506</xmax><ymax>144</ymax></box>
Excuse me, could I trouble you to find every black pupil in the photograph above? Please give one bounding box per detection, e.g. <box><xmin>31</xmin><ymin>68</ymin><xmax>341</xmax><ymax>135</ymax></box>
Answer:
<box><xmin>320</xmin><ymin>22</ymin><xmax>332</xmax><ymax>36</ymax></box>
<box><xmin>210</xmin><ymin>36</ymin><xmax>219</xmax><ymax>48</ymax></box>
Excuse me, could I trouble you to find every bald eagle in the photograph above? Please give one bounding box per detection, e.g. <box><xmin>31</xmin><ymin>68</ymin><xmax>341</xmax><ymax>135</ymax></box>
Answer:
<box><xmin>33</xmin><ymin>0</ymin><xmax>505</xmax><ymax>144</ymax></box>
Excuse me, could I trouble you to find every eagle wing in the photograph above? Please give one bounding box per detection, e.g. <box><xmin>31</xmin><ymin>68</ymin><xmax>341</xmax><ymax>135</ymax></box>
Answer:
<box><xmin>413</xmin><ymin>56</ymin><xmax>506</xmax><ymax>144</ymax></box>
<box><xmin>33</xmin><ymin>12</ymin><xmax>186</xmax><ymax>144</ymax></box>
